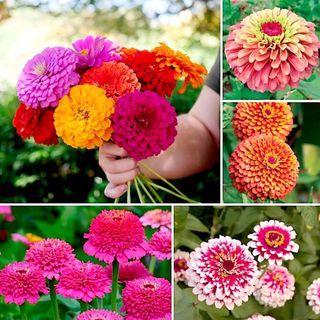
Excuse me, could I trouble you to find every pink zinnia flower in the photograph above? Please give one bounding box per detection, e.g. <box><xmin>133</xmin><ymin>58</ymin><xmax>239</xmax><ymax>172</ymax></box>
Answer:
<box><xmin>254</xmin><ymin>265</ymin><xmax>295</xmax><ymax>308</ymax></box>
<box><xmin>186</xmin><ymin>236</ymin><xmax>258</xmax><ymax>310</ymax></box>
<box><xmin>307</xmin><ymin>278</ymin><xmax>320</xmax><ymax>314</ymax></box>
<box><xmin>77</xmin><ymin>309</ymin><xmax>123</xmax><ymax>320</ymax></box>
<box><xmin>84</xmin><ymin>210</ymin><xmax>148</xmax><ymax>263</ymax></box>
<box><xmin>225</xmin><ymin>8</ymin><xmax>319</xmax><ymax>93</ymax></box>
<box><xmin>72</xmin><ymin>35</ymin><xmax>121</xmax><ymax>69</ymax></box>
<box><xmin>148</xmin><ymin>229</ymin><xmax>172</xmax><ymax>260</ymax></box>
<box><xmin>12</xmin><ymin>233</ymin><xmax>43</xmax><ymax>247</ymax></box>
<box><xmin>25</xmin><ymin>238</ymin><xmax>76</xmax><ymax>280</ymax></box>
<box><xmin>0</xmin><ymin>262</ymin><xmax>49</xmax><ymax>305</ymax></box>
<box><xmin>174</xmin><ymin>249</ymin><xmax>190</xmax><ymax>283</ymax></box>
<box><xmin>106</xmin><ymin>260</ymin><xmax>150</xmax><ymax>283</ymax></box>
<box><xmin>112</xmin><ymin>91</ymin><xmax>177</xmax><ymax>161</ymax></box>
<box><xmin>140</xmin><ymin>209</ymin><xmax>171</xmax><ymax>230</ymax></box>
<box><xmin>0</xmin><ymin>206</ymin><xmax>14</xmax><ymax>222</ymax></box>
<box><xmin>56</xmin><ymin>260</ymin><xmax>111</xmax><ymax>302</ymax></box>
<box><xmin>17</xmin><ymin>47</ymin><xmax>79</xmax><ymax>108</ymax></box>
<box><xmin>247</xmin><ymin>316</ymin><xmax>276</xmax><ymax>320</ymax></box>
<box><xmin>248</xmin><ymin>220</ymin><xmax>299</xmax><ymax>265</ymax></box>
<box><xmin>122</xmin><ymin>276</ymin><xmax>171</xmax><ymax>320</ymax></box>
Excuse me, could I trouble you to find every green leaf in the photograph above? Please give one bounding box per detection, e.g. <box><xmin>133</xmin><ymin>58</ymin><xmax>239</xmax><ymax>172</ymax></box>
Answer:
<box><xmin>185</xmin><ymin>214</ymin><xmax>210</xmax><ymax>233</ymax></box>
<box><xmin>231</xmin><ymin>297</ymin><xmax>262</xmax><ymax>318</ymax></box>
<box><xmin>297</xmin><ymin>206</ymin><xmax>319</xmax><ymax>230</ymax></box>
<box><xmin>174</xmin><ymin>207</ymin><xmax>189</xmax><ymax>232</ymax></box>
<box><xmin>57</xmin><ymin>296</ymin><xmax>80</xmax><ymax>311</ymax></box>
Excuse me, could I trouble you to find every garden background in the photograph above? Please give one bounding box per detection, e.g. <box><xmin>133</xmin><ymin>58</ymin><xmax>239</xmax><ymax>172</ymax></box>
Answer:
<box><xmin>0</xmin><ymin>0</ymin><xmax>220</xmax><ymax>203</ymax></box>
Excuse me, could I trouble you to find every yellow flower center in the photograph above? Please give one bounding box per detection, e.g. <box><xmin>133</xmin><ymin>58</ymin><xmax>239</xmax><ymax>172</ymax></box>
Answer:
<box><xmin>80</xmin><ymin>49</ymin><xmax>89</xmax><ymax>56</ymax></box>
<box><xmin>265</xmin><ymin>230</ymin><xmax>285</xmax><ymax>247</ymax></box>
<box><xmin>261</xmin><ymin>104</ymin><xmax>274</xmax><ymax>118</ymax></box>
<box><xmin>76</xmin><ymin>106</ymin><xmax>90</xmax><ymax>120</ymax></box>
<box><xmin>265</xmin><ymin>153</ymin><xmax>280</xmax><ymax>169</ymax></box>
<box><xmin>272</xmin><ymin>271</ymin><xmax>284</xmax><ymax>286</ymax></box>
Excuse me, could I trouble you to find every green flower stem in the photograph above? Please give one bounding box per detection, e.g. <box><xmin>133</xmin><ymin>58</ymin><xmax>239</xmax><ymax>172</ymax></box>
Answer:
<box><xmin>134</xmin><ymin>178</ymin><xmax>144</xmax><ymax>203</ymax></box>
<box><xmin>114</xmin><ymin>197</ymin><xmax>120</xmax><ymax>203</ymax></box>
<box><xmin>135</xmin><ymin>176</ymin><xmax>156</xmax><ymax>203</ymax></box>
<box><xmin>111</xmin><ymin>259</ymin><xmax>119</xmax><ymax>312</ymax></box>
<box><xmin>148</xmin><ymin>256</ymin><xmax>157</xmax><ymax>274</ymax></box>
<box><xmin>19</xmin><ymin>304</ymin><xmax>28</xmax><ymax>320</ymax></box>
<box><xmin>79</xmin><ymin>300</ymin><xmax>88</xmax><ymax>312</ymax></box>
<box><xmin>139</xmin><ymin>175</ymin><xmax>163</xmax><ymax>203</ymax></box>
<box><xmin>48</xmin><ymin>280</ymin><xmax>60</xmax><ymax>320</ymax></box>
<box><xmin>147</xmin><ymin>181</ymin><xmax>197</xmax><ymax>203</ymax></box>
<box><xmin>127</xmin><ymin>181</ymin><xmax>131</xmax><ymax>203</ymax></box>
<box><xmin>97</xmin><ymin>297</ymin><xmax>104</xmax><ymax>309</ymax></box>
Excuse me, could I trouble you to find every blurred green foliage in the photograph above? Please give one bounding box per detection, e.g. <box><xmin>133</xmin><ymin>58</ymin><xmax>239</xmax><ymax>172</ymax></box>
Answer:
<box><xmin>223</xmin><ymin>103</ymin><xmax>320</xmax><ymax>203</ymax></box>
<box><xmin>174</xmin><ymin>206</ymin><xmax>320</xmax><ymax>320</ymax></box>
<box><xmin>0</xmin><ymin>205</ymin><xmax>171</xmax><ymax>319</ymax></box>
<box><xmin>223</xmin><ymin>0</ymin><xmax>320</xmax><ymax>100</ymax></box>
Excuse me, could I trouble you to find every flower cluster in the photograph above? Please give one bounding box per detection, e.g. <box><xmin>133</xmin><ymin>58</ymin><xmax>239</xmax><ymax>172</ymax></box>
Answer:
<box><xmin>0</xmin><ymin>208</ymin><xmax>172</xmax><ymax>320</ymax></box>
<box><xmin>14</xmin><ymin>35</ymin><xmax>206</xmax><ymax>157</ymax></box>
<box><xmin>228</xmin><ymin>102</ymin><xmax>299</xmax><ymax>201</ymax></box>
<box><xmin>225</xmin><ymin>8</ymin><xmax>319</xmax><ymax>93</ymax></box>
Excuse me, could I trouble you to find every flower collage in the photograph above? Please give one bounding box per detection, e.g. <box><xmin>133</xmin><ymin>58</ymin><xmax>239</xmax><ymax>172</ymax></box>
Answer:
<box><xmin>0</xmin><ymin>0</ymin><xmax>320</xmax><ymax>319</ymax></box>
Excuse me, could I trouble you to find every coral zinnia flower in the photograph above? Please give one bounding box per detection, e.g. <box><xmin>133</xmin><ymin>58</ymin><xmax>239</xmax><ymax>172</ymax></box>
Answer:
<box><xmin>186</xmin><ymin>236</ymin><xmax>258</xmax><ymax>310</ymax></box>
<box><xmin>307</xmin><ymin>278</ymin><xmax>320</xmax><ymax>314</ymax></box>
<box><xmin>121</xmin><ymin>276</ymin><xmax>171</xmax><ymax>320</ymax></box>
<box><xmin>73</xmin><ymin>35</ymin><xmax>121</xmax><ymax>69</ymax></box>
<box><xmin>84</xmin><ymin>209</ymin><xmax>148</xmax><ymax>263</ymax></box>
<box><xmin>13</xmin><ymin>103</ymin><xmax>58</xmax><ymax>145</ymax></box>
<box><xmin>0</xmin><ymin>262</ymin><xmax>49</xmax><ymax>305</ymax></box>
<box><xmin>174</xmin><ymin>249</ymin><xmax>190</xmax><ymax>283</ymax></box>
<box><xmin>17</xmin><ymin>47</ymin><xmax>79</xmax><ymax>108</ymax></box>
<box><xmin>112</xmin><ymin>91</ymin><xmax>177</xmax><ymax>161</ymax></box>
<box><xmin>225</xmin><ymin>8</ymin><xmax>319</xmax><ymax>92</ymax></box>
<box><xmin>140</xmin><ymin>209</ymin><xmax>171</xmax><ymax>230</ymax></box>
<box><xmin>247</xmin><ymin>316</ymin><xmax>276</xmax><ymax>320</ymax></box>
<box><xmin>229</xmin><ymin>134</ymin><xmax>299</xmax><ymax>201</ymax></box>
<box><xmin>248</xmin><ymin>220</ymin><xmax>299</xmax><ymax>265</ymax></box>
<box><xmin>54</xmin><ymin>84</ymin><xmax>115</xmax><ymax>149</ymax></box>
<box><xmin>80</xmin><ymin>61</ymin><xmax>141</xmax><ymax>101</ymax></box>
<box><xmin>148</xmin><ymin>229</ymin><xmax>172</xmax><ymax>260</ymax></box>
<box><xmin>153</xmin><ymin>43</ymin><xmax>208</xmax><ymax>93</ymax></box>
<box><xmin>120</xmin><ymin>48</ymin><xmax>177</xmax><ymax>97</ymax></box>
<box><xmin>77</xmin><ymin>309</ymin><xmax>123</xmax><ymax>320</ymax></box>
<box><xmin>254</xmin><ymin>265</ymin><xmax>295</xmax><ymax>308</ymax></box>
<box><xmin>25</xmin><ymin>238</ymin><xmax>76</xmax><ymax>280</ymax></box>
<box><xmin>106</xmin><ymin>261</ymin><xmax>150</xmax><ymax>283</ymax></box>
<box><xmin>232</xmin><ymin>102</ymin><xmax>293</xmax><ymax>140</ymax></box>
<box><xmin>56</xmin><ymin>261</ymin><xmax>111</xmax><ymax>302</ymax></box>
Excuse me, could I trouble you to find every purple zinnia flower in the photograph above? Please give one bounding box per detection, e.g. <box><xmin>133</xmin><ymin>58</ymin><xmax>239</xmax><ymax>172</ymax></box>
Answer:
<box><xmin>17</xmin><ymin>47</ymin><xmax>79</xmax><ymax>109</ymax></box>
<box><xmin>72</xmin><ymin>35</ymin><xmax>121</xmax><ymax>69</ymax></box>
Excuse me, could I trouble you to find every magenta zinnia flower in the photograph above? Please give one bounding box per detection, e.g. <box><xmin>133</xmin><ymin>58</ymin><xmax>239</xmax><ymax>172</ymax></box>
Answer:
<box><xmin>225</xmin><ymin>8</ymin><xmax>319</xmax><ymax>92</ymax></box>
<box><xmin>248</xmin><ymin>220</ymin><xmax>299</xmax><ymax>265</ymax></box>
<box><xmin>0</xmin><ymin>206</ymin><xmax>14</xmax><ymax>222</ymax></box>
<box><xmin>174</xmin><ymin>249</ymin><xmax>190</xmax><ymax>283</ymax></box>
<box><xmin>77</xmin><ymin>309</ymin><xmax>123</xmax><ymax>320</ymax></box>
<box><xmin>122</xmin><ymin>276</ymin><xmax>171</xmax><ymax>320</ymax></box>
<box><xmin>254</xmin><ymin>265</ymin><xmax>295</xmax><ymax>308</ymax></box>
<box><xmin>247</xmin><ymin>316</ymin><xmax>276</xmax><ymax>320</ymax></box>
<box><xmin>0</xmin><ymin>262</ymin><xmax>49</xmax><ymax>305</ymax></box>
<box><xmin>106</xmin><ymin>260</ymin><xmax>150</xmax><ymax>283</ymax></box>
<box><xmin>307</xmin><ymin>278</ymin><xmax>320</xmax><ymax>314</ymax></box>
<box><xmin>186</xmin><ymin>236</ymin><xmax>258</xmax><ymax>310</ymax></box>
<box><xmin>112</xmin><ymin>91</ymin><xmax>177</xmax><ymax>161</ymax></box>
<box><xmin>17</xmin><ymin>47</ymin><xmax>79</xmax><ymax>108</ymax></box>
<box><xmin>72</xmin><ymin>35</ymin><xmax>121</xmax><ymax>69</ymax></box>
<box><xmin>56</xmin><ymin>260</ymin><xmax>111</xmax><ymax>302</ymax></box>
<box><xmin>25</xmin><ymin>238</ymin><xmax>76</xmax><ymax>280</ymax></box>
<box><xmin>148</xmin><ymin>229</ymin><xmax>172</xmax><ymax>260</ymax></box>
<box><xmin>84</xmin><ymin>210</ymin><xmax>148</xmax><ymax>263</ymax></box>
<box><xmin>140</xmin><ymin>209</ymin><xmax>171</xmax><ymax>229</ymax></box>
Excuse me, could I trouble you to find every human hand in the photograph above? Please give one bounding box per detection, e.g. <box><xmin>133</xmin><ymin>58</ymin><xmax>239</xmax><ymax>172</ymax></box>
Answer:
<box><xmin>99</xmin><ymin>142</ymin><xmax>139</xmax><ymax>199</ymax></box>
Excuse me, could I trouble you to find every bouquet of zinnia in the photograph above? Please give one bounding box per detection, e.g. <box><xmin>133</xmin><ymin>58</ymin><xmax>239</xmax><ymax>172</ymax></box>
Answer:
<box><xmin>13</xmin><ymin>35</ymin><xmax>208</xmax><ymax>203</ymax></box>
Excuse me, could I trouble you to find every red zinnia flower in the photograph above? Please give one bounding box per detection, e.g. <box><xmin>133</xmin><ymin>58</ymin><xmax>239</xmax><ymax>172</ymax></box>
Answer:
<box><xmin>229</xmin><ymin>134</ymin><xmax>299</xmax><ymax>201</ymax></box>
<box><xmin>13</xmin><ymin>103</ymin><xmax>58</xmax><ymax>145</ymax></box>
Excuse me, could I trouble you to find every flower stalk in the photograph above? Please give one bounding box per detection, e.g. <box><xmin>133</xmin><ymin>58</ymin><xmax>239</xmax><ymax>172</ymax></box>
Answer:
<box><xmin>111</xmin><ymin>259</ymin><xmax>119</xmax><ymax>312</ymax></box>
<box><xmin>48</xmin><ymin>279</ymin><xmax>60</xmax><ymax>320</ymax></box>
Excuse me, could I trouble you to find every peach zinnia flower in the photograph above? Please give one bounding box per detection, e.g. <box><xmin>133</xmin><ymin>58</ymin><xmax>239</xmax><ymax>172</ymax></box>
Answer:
<box><xmin>229</xmin><ymin>134</ymin><xmax>299</xmax><ymax>201</ymax></box>
<box><xmin>80</xmin><ymin>61</ymin><xmax>141</xmax><ymax>101</ymax></box>
<box><xmin>54</xmin><ymin>84</ymin><xmax>115</xmax><ymax>149</ymax></box>
<box><xmin>225</xmin><ymin>8</ymin><xmax>319</xmax><ymax>92</ymax></box>
<box><xmin>232</xmin><ymin>102</ymin><xmax>293</xmax><ymax>140</ymax></box>
<box><xmin>153</xmin><ymin>43</ymin><xmax>208</xmax><ymax>93</ymax></box>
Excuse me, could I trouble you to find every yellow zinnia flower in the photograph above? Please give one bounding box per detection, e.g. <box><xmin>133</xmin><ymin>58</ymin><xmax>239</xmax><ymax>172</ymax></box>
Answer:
<box><xmin>54</xmin><ymin>84</ymin><xmax>115</xmax><ymax>149</ymax></box>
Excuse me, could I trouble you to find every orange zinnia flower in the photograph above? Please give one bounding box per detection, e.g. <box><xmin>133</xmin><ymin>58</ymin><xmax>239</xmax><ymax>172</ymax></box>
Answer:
<box><xmin>229</xmin><ymin>134</ymin><xmax>299</xmax><ymax>201</ymax></box>
<box><xmin>232</xmin><ymin>102</ymin><xmax>293</xmax><ymax>140</ymax></box>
